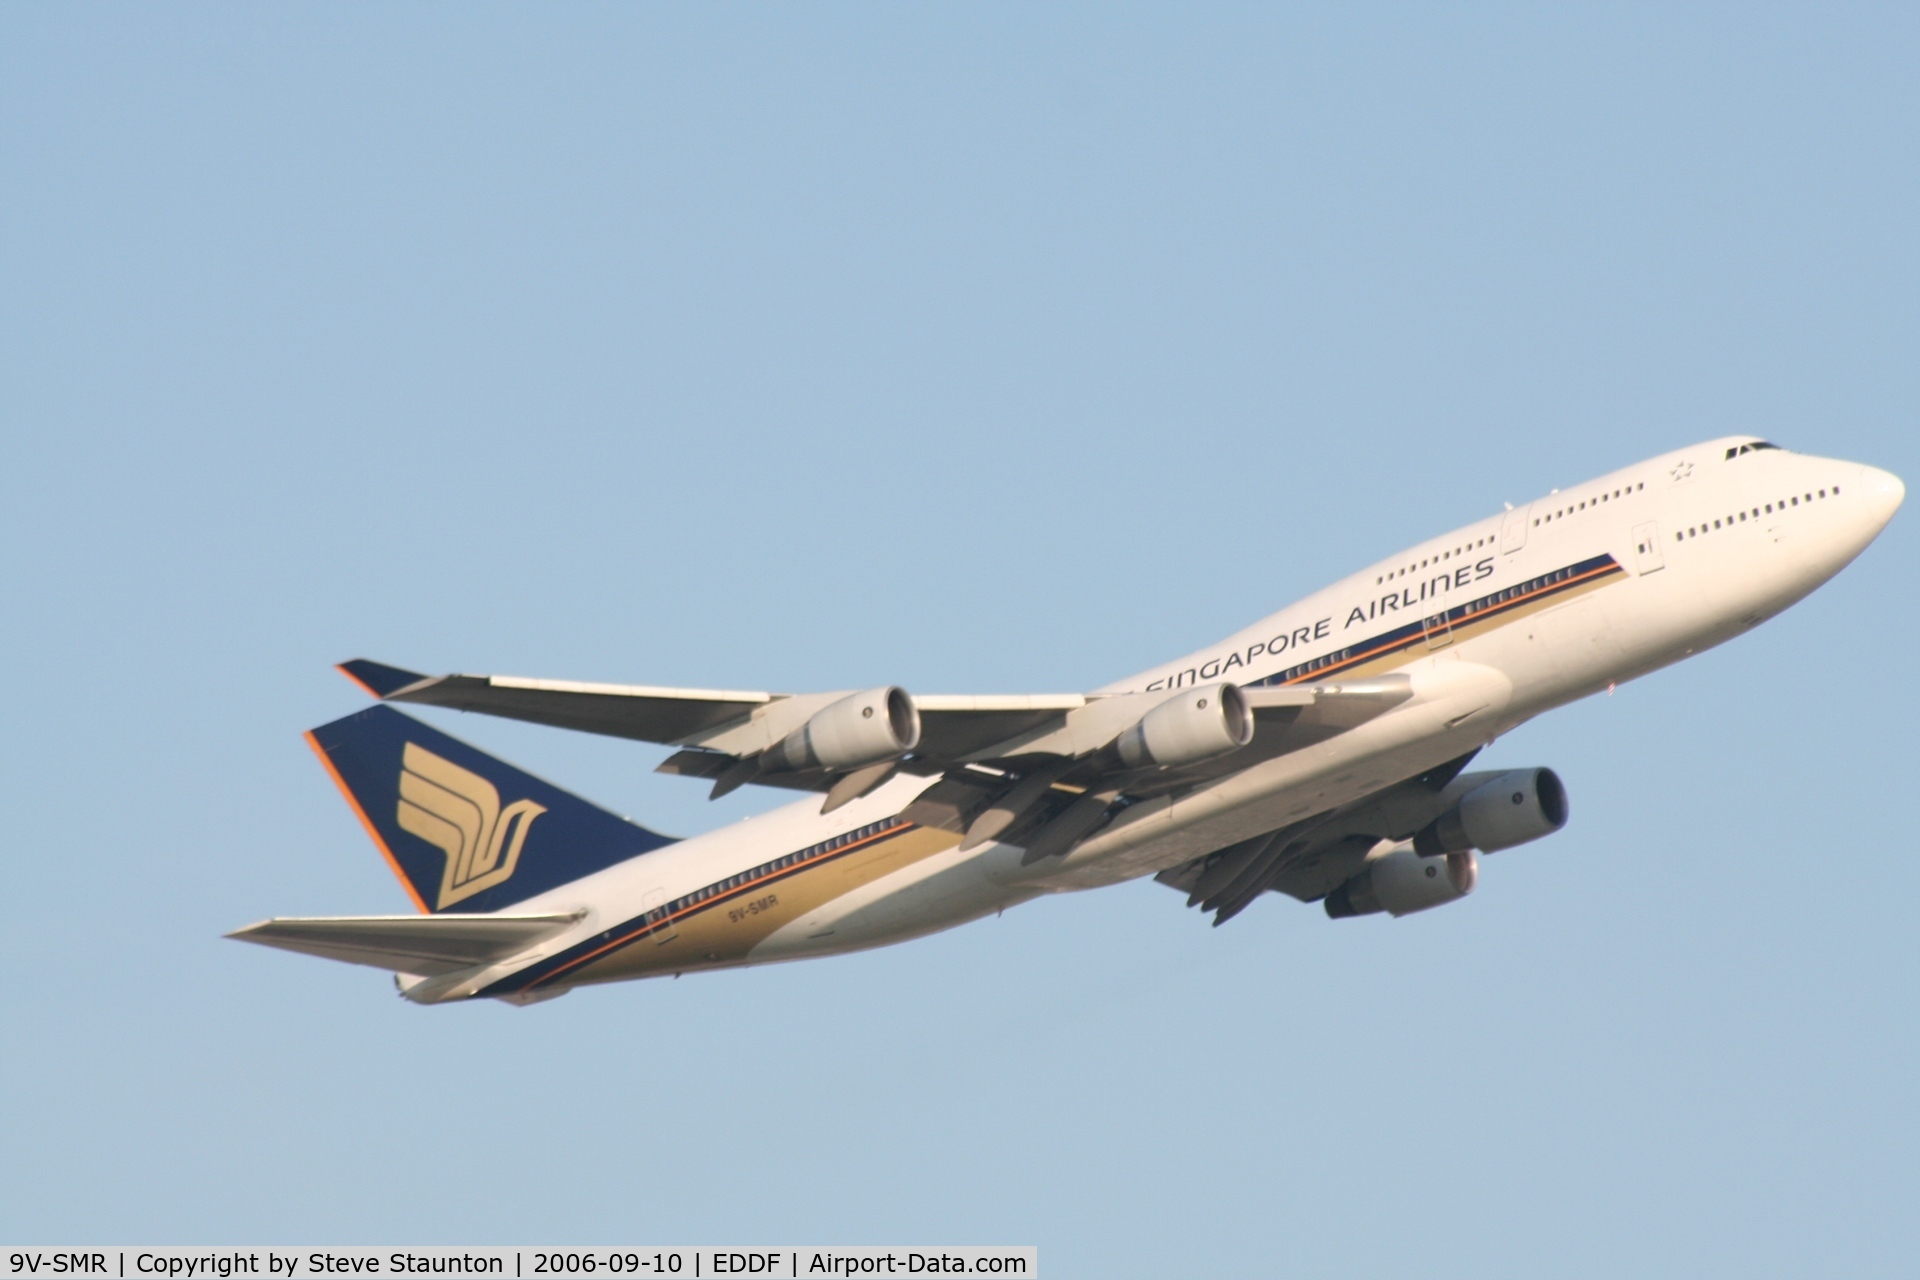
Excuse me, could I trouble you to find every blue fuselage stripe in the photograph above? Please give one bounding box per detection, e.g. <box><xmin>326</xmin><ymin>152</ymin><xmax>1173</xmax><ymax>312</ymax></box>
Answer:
<box><xmin>1251</xmin><ymin>552</ymin><xmax>1625</xmax><ymax>687</ymax></box>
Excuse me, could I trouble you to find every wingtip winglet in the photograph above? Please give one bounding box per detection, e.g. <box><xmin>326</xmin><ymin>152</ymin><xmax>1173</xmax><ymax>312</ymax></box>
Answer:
<box><xmin>337</xmin><ymin>658</ymin><xmax>430</xmax><ymax>699</ymax></box>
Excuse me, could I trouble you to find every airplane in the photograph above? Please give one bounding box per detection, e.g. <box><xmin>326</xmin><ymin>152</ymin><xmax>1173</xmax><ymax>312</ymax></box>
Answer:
<box><xmin>230</xmin><ymin>438</ymin><xmax>1904</xmax><ymax>1005</ymax></box>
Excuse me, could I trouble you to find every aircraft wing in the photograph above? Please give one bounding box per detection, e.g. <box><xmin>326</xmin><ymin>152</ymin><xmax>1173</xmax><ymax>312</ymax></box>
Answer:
<box><xmin>339</xmin><ymin>659</ymin><xmax>775</xmax><ymax>744</ymax></box>
<box><xmin>339</xmin><ymin>659</ymin><xmax>1087</xmax><ymax>769</ymax></box>
<box><xmin>335</xmin><ymin>660</ymin><xmax>1411</xmax><ymax>842</ymax></box>
<box><xmin>226</xmin><ymin>911</ymin><xmax>584</xmax><ymax>975</ymax></box>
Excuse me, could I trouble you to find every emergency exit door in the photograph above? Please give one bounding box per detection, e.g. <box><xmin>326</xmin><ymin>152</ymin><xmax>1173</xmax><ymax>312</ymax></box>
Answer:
<box><xmin>1631</xmin><ymin>520</ymin><xmax>1665</xmax><ymax>574</ymax></box>
<box><xmin>640</xmin><ymin>888</ymin><xmax>679</xmax><ymax>944</ymax></box>
<box><xmin>1500</xmin><ymin>504</ymin><xmax>1531</xmax><ymax>554</ymax></box>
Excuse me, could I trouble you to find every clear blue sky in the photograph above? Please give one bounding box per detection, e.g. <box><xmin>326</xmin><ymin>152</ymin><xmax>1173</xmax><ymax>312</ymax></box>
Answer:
<box><xmin>3</xmin><ymin>6</ymin><xmax>1915</xmax><ymax>1275</ymax></box>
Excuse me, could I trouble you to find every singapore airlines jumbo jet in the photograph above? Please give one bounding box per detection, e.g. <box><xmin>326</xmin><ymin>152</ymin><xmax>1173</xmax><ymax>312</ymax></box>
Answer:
<box><xmin>232</xmin><ymin>439</ymin><xmax>1902</xmax><ymax>1004</ymax></box>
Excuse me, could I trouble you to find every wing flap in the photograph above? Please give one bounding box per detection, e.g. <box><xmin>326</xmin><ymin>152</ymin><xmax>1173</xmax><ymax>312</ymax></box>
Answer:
<box><xmin>917</xmin><ymin>701</ymin><xmax>1083</xmax><ymax>760</ymax></box>
<box><xmin>226</xmin><ymin>911</ymin><xmax>585</xmax><ymax>975</ymax></box>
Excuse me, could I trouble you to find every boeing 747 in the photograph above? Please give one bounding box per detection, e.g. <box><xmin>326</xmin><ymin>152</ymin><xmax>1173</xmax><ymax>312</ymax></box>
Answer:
<box><xmin>231</xmin><ymin>439</ymin><xmax>1903</xmax><ymax>1004</ymax></box>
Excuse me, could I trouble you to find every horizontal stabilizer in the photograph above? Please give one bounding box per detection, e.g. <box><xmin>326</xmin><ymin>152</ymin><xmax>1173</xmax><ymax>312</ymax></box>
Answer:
<box><xmin>227</xmin><ymin>912</ymin><xmax>584</xmax><ymax>976</ymax></box>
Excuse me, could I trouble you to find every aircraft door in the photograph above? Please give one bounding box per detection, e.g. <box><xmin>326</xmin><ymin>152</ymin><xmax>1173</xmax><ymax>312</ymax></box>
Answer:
<box><xmin>1423</xmin><ymin>609</ymin><xmax>1454</xmax><ymax>650</ymax></box>
<box><xmin>1631</xmin><ymin>520</ymin><xmax>1665</xmax><ymax>575</ymax></box>
<box><xmin>640</xmin><ymin>888</ymin><xmax>679</xmax><ymax>944</ymax></box>
<box><xmin>1500</xmin><ymin>505</ymin><xmax>1530</xmax><ymax>554</ymax></box>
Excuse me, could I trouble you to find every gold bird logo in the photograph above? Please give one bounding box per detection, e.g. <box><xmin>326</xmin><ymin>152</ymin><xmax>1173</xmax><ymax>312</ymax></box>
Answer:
<box><xmin>396</xmin><ymin>743</ymin><xmax>547</xmax><ymax>909</ymax></box>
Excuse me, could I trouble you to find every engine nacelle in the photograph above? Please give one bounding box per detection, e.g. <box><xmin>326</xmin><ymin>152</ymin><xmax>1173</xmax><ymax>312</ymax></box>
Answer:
<box><xmin>767</xmin><ymin>686</ymin><xmax>921</xmax><ymax>773</ymax></box>
<box><xmin>1115</xmin><ymin>682</ymin><xmax>1254</xmax><ymax>769</ymax></box>
<box><xmin>1413</xmin><ymin>767</ymin><xmax>1568</xmax><ymax>855</ymax></box>
<box><xmin>1325</xmin><ymin>842</ymin><xmax>1478</xmax><ymax>918</ymax></box>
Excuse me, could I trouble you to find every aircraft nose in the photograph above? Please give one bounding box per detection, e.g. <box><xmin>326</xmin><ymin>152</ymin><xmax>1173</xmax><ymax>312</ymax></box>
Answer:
<box><xmin>1858</xmin><ymin>465</ymin><xmax>1905</xmax><ymax>531</ymax></box>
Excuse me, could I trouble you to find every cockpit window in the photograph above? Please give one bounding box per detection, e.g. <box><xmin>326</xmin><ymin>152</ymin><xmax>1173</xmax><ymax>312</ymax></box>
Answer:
<box><xmin>1725</xmin><ymin>440</ymin><xmax>1784</xmax><ymax>460</ymax></box>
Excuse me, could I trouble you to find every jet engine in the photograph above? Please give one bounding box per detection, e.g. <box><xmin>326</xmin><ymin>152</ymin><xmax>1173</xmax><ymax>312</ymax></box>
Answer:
<box><xmin>1413</xmin><ymin>767</ymin><xmax>1568</xmax><ymax>855</ymax></box>
<box><xmin>1324</xmin><ymin>842</ymin><xmax>1478</xmax><ymax>918</ymax></box>
<box><xmin>1115</xmin><ymin>682</ymin><xmax>1255</xmax><ymax>769</ymax></box>
<box><xmin>765</xmin><ymin>686</ymin><xmax>921</xmax><ymax>773</ymax></box>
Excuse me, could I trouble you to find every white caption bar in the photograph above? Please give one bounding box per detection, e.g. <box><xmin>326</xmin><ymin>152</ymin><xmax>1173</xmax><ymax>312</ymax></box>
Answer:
<box><xmin>1</xmin><ymin>1251</ymin><xmax>1035</xmax><ymax>1280</ymax></box>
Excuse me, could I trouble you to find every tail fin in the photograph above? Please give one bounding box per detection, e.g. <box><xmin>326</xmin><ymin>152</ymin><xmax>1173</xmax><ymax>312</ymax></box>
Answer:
<box><xmin>307</xmin><ymin>705</ymin><xmax>675</xmax><ymax>913</ymax></box>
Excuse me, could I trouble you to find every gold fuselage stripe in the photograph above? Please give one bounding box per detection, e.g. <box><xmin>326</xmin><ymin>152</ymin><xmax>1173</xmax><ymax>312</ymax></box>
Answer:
<box><xmin>504</xmin><ymin>818</ymin><xmax>922</xmax><ymax>992</ymax></box>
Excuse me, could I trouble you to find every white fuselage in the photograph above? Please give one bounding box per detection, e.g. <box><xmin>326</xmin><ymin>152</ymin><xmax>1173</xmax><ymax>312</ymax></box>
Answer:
<box><xmin>418</xmin><ymin>440</ymin><xmax>1901</xmax><ymax>1003</ymax></box>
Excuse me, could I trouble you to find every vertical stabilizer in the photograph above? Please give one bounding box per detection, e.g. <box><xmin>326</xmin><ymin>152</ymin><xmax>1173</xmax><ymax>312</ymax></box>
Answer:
<box><xmin>307</xmin><ymin>705</ymin><xmax>674</xmax><ymax>913</ymax></box>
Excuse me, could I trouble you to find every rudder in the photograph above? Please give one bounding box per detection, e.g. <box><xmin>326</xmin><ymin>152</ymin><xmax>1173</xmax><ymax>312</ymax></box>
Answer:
<box><xmin>308</xmin><ymin>705</ymin><xmax>675</xmax><ymax>913</ymax></box>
